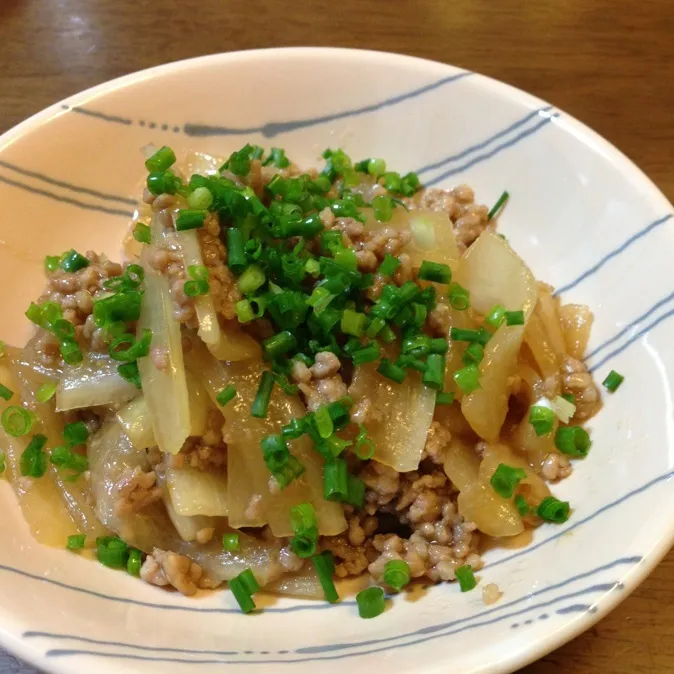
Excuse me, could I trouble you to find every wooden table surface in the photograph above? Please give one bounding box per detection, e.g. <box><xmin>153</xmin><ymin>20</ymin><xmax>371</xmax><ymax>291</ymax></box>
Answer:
<box><xmin>0</xmin><ymin>0</ymin><xmax>673</xmax><ymax>672</ymax></box>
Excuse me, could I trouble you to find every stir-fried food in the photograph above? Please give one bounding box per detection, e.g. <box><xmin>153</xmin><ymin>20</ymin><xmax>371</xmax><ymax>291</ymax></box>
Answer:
<box><xmin>0</xmin><ymin>144</ymin><xmax>619</xmax><ymax>617</ymax></box>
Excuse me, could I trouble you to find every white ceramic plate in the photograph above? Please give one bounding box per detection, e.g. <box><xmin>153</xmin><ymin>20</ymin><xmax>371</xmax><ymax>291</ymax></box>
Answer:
<box><xmin>0</xmin><ymin>48</ymin><xmax>673</xmax><ymax>674</ymax></box>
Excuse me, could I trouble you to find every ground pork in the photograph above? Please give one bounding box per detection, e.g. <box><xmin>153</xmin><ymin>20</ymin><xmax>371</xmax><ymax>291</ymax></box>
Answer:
<box><xmin>561</xmin><ymin>355</ymin><xmax>601</xmax><ymax>420</ymax></box>
<box><xmin>541</xmin><ymin>452</ymin><xmax>573</xmax><ymax>481</ymax></box>
<box><xmin>140</xmin><ymin>548</ymin><xmax>208</xmax><ymax>596</ymax></box>
<box><xmin>421</xmin><ymin>420</ymin><xmax>452</xmax><ymax>464</ymax></box>
<box><xmin>169</xmin><ymin>414</ymin><xmax>227</xmax><ymax>471</ymax></box>
<box><xmin>114</xmin><ymin>466</ymin><xmax>162</xmax><ymax>516</ymax></box>
<box><xmin>299</xmin><ymin>374</ymin><xmax>348</xmax><ymax>411</ymax></box>
<box><xmin>321</xmin><ymin>534</ymin><xmax>372</xmax><ymax>578</ymax></box>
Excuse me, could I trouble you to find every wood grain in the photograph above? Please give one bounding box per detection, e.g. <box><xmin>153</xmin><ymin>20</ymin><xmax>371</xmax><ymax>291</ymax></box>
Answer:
<box><xmin>0</xmin><ymin>0</ymin><xmax>672</xmax><ymax>672</ymax></box>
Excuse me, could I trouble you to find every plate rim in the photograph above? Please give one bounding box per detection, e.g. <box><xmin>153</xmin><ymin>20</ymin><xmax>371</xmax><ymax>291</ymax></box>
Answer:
<box><xmin>0</xmin><ymin>46</ymin><xmax>672</xmax><ymax>674</ymax></box>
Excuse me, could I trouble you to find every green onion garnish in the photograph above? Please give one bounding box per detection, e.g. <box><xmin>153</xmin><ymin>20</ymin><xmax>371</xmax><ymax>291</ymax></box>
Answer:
<box><xmin>537</xmin><ymin>496</ymin><xmax>570</xmax><ymax>523</ymax></box>
<box><xmin>147</xmin><ymin>170</ymin><xmax>182</xmax><ymax>196</ymax></box>
<box><xmin>63</xmin><ymin>420</ymin><xmax>89</xmax><ymax>447</ymax></box>
<box><xmin>341</xmin><ymin>309</ymin><xmax>367</xmax><ymax>338</ymax></box>
<box><xmin>514</xmin><ymin>494</ymin><xmax>530</xmax><ymax>516</ymax></box>
<box><xmin>96</xmin><ymin>536</ymin><xmax>129</xmax><ymax>569</ymax></box>
<box><xmin>216</xmin><ymin>385</ymin><xmax>237</xmax><ymax>407</ymax></box>
<box><xmin>487</xmin><ymin>190</ymin><xmax>510</xmax><ymax>220</ymax></box>
<box><xmin>260</xmin><ymin>434</ymin><xmax>289</xmax><ymax>473</ymax></box>
<box><xmin>490</xmin><ymin>463</ymin><xmax>527</xmax><ymax>499</ymax></box>
<box><xmin>355</xmin><ymin>425</ymin><xmax>375</xmax><ymax>460</ymax></box>
<box><xmin>35</xmin><ymin>381</ymin><xmax>57</xmax><ymax>403</ymax></box>
<box><xmin>312</xmin><ymin>551</ymin><xmax>339</xmax><ymax>603</ymax></box>
<box><xmin>448</xmin><ymin>283</ymin><xmax>470</xmax><ymax>310</ymax></box>
<box><xmin>453</xmin><ymin>364</ymin><xmax>481</xmax><ymax>394</ymax></box>
<box><xmin>436</xmin><ymin>391</ymin><xmax>455</xmax><ymax>405</ymax></box>
<box><xmin>222</xmin><ymin>532</ymin><xmax>240</xmax><ymax>551</ymax></box>
<box><xmin>418</xmin><ymin>261</ymin><xmax>452</xmax><ymax>284</ymax></box>
<box><xmin>356</xmin><ymin>586</ymin><xmax>386</xmax><ymax>619</ymax></box>
<box><xmin>50</xmin><ymin>446</ymin><xmax>88</xmax><ymax>475</ymax></box>
<box><xmin>351</xmin><ymin>342</ymin><xmax>381</xmax><ymax>366</ymax></box>
<box><xmin>504</xmin><ymin>310</ymin><xmax>525</xmax><ymax>326</ymax></box>
<box><xmin>19</xmin><ymin>434</ymin><xmax>47</xmax><ymax>478</ymax></box>
<box><xmin>422</xmin><ymin>353</ymin><xmax>445</xmax><ymax>390</ymax></box>
<box><xmin>118</xmin><ymin>362</ymin><xmax>142</xmax><ymax>389</ymax></box>
<box><xmin>175</xmin><ymin>209</ymin><xmax>206</xmax><ymax>231</ymax></box>
<box><xmin>377</xmin><ymin>358</ymin><xmax>406</xmax><ymax>384</ymax></box>
<box><xmin>229</xmin><ymin>568</ymin><xmax>260</xmax><ymax>614</ymax></box>
<box><xmin>0</xmin><ymin>451</ymin><xmax>5</xmax><ymax>475</ymax></box>
<box><xmin>238</xmin><ymin>264</ymin><xmax>266</xmax><ymax>295</ymax></box>
<box><xmin>187</xmin><ymin>185</ymin><xmax>214</xmax><ymax>211</ymax></box>
<box><xmin>0</xmin><ymin>384</ymin><xmax>13</xmax><ymax>401</ymax></box>
<box><xmin>109</xmin><ymin>329</ymin><xmax>152</xmax><ymax>362</ymax></box>
<box><xmin>324</xmin><ymin>458</ymin><xmax>348</xmax><ymax>501</ymax></box>
<box><xmin>60</xmin><ymin>249</ymin><xmax>90</xmax><ymax>273</ymax></box>
<box><xmin>262</xmin><ymin>147</ymin><xmax>291</xmax><ymax>168</ymax></box>
<box><xmin>184</xmin><ymin>265</ymin><xmax>210</xmax><ymax>297</ymax></box>
<box><xmin>602</xmin><ymin>370</ymin><xmax>624</xmax><ymax>392</ymax></box>
<box><xmin>226</xmin><ymin>228</ymin><xmax>246</xmax><ymax>273</ymax></box>
<box><xmin>145</xmin><ymin>145</ymin><xmax>176</xmax><ymax>173</ymax></box>
<box><xmin>462</xmin><ymin>342</ymin><xmax>484</xmax><ymax>366</ymax></box>
<box><xmin>2</xmin><ymin>405</ymin><xmax>34</xmax><ymax>437</ymax></box>
<box><xmin>290</xmin><ymin>503</ymin><xmax>319</xmax><ymax>558</ymax></box>
<box><xmin>379</xmin><ymin>254</ymin><xmax>400</xmax><ymax>277</ymax></box>
<box><xmin>455</xmin><ymin>564</ymin><xmax>477</xmax><ymax>592</ymax></box>
<box><xmin>450</xmin><ymin>327</ymin><xmax>482</xmax><ymax>342</ymax></box>
<box><xmin>127</xmin><ymin>548</ymin><xmax>143</xmax><ymax>577</ymax></box>
<box><xmin>262</xmin><ymin>331</ymin><xmax>296</xmax><ymax>359</ymax></box>
<box><xmin>485</xmin><ymin>304</ymin><xmax>506</xmax><ymax>329</ymax></box>
<box><xmin>66</xmin><ymin>534</ymin><xmax>86</xmax><ymax>550</ymax></box>
<box><xmin>372</xmin><ymin>195</ymin><xmax>394</xmax><ymax>222</ymax></box>
<box><xmin>529</xmin><ymin>405</ymin><xmax>555</xmax><ymax>436</ymax></box>
<box><xmin>44</xmin><ymin>255</ymin><xmax>61</xmax><ymax>273</ymax></box>
<box><xmin>133</xmin><ymin>222</ymin><xmax>152</xmax><ymax>244</ymax></box>
<box><xmin>383</xmin><ymin>560</ymin><xmax>411</xmax><ymax>592</ymax></box>
<box><xmin>554</xmin><ymin>425</ymin><xmax>591</xmax><ymax>457</ymax></box>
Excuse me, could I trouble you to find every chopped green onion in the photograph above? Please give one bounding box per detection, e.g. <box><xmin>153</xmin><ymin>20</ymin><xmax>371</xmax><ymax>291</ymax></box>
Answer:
<box><xmin>187</xmin><ymin>186</ymin><xmax>214</xmax><ymax>210</ymax></box>
<box><xmin>379</xmin><ymin>254</ymin><xmax>400</xmax><ymax>277</ymax></box>
<box><xmin>118</xmin><ymin>362</ymin><xmax>141</xmax><ymax>389</ymax></box>
<box><xmin>529</xmin><ymin>405</ymin><xmax>555</xmax><ymax>436</ymax></box>
<box><xmin>314</xmin><ymin>406</ymin><xmax>334</xmax><ymax>439</ymax></box>
<box><xmin>462</xmin><ymin>341</ymin><xmax>484</xmax><ymax>365</ymax></box>
<box><xmin>312</xmin><ymin>551</ymin><xmax>339</xmax><ymax>603</ymax></box>
<box><xmin>184</xmin><ymin>265</ymin><xmax>209</xmax><ymax>297</ymax></box>
<box><xmin>63</xmin><ymin>420</ymin><xmax>88</xmax><ymax>448</ymax></box>
<box><xmin>602</xmin><ymin>370</ymin><xmax>624</xmax><ymax>392</ymax></box>
<box><xmin>453</xmin><ymin>364</ymin><xmax>481</xmax><ymax>394</ymax></box>
<box><xmin>448</xmin><ymin>283</ymin><xmax>470</xmax><ymax>310</ymax></box>
<box><xmin>377</xmin><ymin>358</ymin><xmax>406</xmax><ymax>384</ymax></box>
<box><xmin>216</xmin><ymin>385</ymin><xmax>237</xmax><ymax>407</ymax></box>
<box><xmin>229</xmin><ymin>571</ymin><xmax>258</xmax><ymax>614</ymax></box>
<box><xmin>0</xmin><ymin>384</ymin><xmax>13</xmax><ymax>401</ymax></box>
<box><xmin>2</xmin><ymin>405</ymin><xmax>34</xmax><ymax>437</ymax></box>
<box><xmin>490</xmin><ymin>463</ymin><xmax>527</xmax><ymax>499</ymax></box>
<box><xmin>422</xmin><ymin>353</ymin><xmax>445</xmax><ymax>390</ymax></box>
<box><xmin>305</xmin><ymin>258</ymin><xmax>321</xmax><ymax>276</ymax></box>
<box><xmin>455</xmin><ymin>564</ymin><xmax>477</xmax><ymax>592</ymax></box>
<box><xmin>400</xmin><ymin>172</ymin><xmax>421</xmax><ymax>196</ymax></box>
<box><xmin>132</xmin><ymin>222</ymin><xmax>151</xmax><ymax>245</ymax></box>
<box><xmin>145</xmin><ymin>145</ymin><xmax>176</xmax><ymax>173</ymax></box>
<box><xmin>379</xmin><ymin>324</ymin><xmax>396</xmax><ymax>344</ymax></box>
<box><xmin>346</xmin><ymin>474</ymin><xmax>365</xmax><ymax>508</ymax></box>
<box><xmin>554</xmin><ymin>426</ymin><xmax>591</xmax><ymax>457</ymax></box>
<box><xmin>561</xmin><ymin>393</ymin><xmax>575</xmax><ymax>405</ymax></box>
<box><xmin>450</xmin><ymin>327</ymin><xmax>482</xmax><ymax>342</ymax></box>
<box><xmin>262</xmin><ymin>331</ymin><xmax>296</xmax><ymax>359</ymax></box>
<box><xmin>19</xmin><ymin>434</ymin><xmax>47</xmax><ymax>478</ymax></box>
<box><xmin>383</xmin><ymin>560</ymin><xmax>411</xmax><ymax>591</ymax></box>
<box><xmin>383</xmin><ymin>171</ymin><xmax>402</xmax><ymax>192</ymax></box>
<box><xmin>367</xmin><ymin>158</ymin><xmax>386</xmax><ymax>176</ymax></box>
<box><xmin>351</xmin><ymin>342</ymin><xmax>381</xmax><ymax>366</ymax></box>
<box><xmin>175</xmin><ymin>209</ymin><xmax>206</xmax><ymax>231</ymax></box>
<box><xmin>324</xmin><ymin>458</ymin><xmax>348</xmax><ymax>501</ymax></box>
<box><xmin>66</xmin><ymin>534</ymin><xmax>86</xmax><ymax>550</ymax></box>
<box><xmin>357</xmin><ymin>586</ymin><xmax>386</xmax><ymax>619</ymax></box>
<box><xmin>238</xmin><ymin>264</ymin><xmax>266</xmax><ymax>294</ymax></box>
<box><xmin>96</xmin><ymin>536</ymin><xmax>129</xmax><ymax>569</ymax></box>
<box><xmin>50</xmin><ymin>445</ymin><xmax>88</xmax><ymax>475</ymax></box>
<box><xmin>222</xmin><ymin>532</ymin><xmax>240</xmax><ymax>551</ymax></box>
<box><xmin>127</xmin><ymin>548</ymin><xmax>143</xmax><ymax>577</ymax></box>
<box><xmin>260</xmin><ymin>434</ymin><xmax>289</xmax><ymax>473</ymax></box>
<box><xmin>93</xmin><ymin>290</ymin><xmax>142</xmax><ymax>325</ymax></box>
<box><xmin>60</xmin><ymin>249</ymin><xmax>90</xmax><ymax>273</ymax></box>
<box><xmin>35</xmin><ymin>382</ymin><xmax>57</xmax><ymax>403</ymax></box>
<box><xmin>487</xmin><ymin>191</ymin><xmax>509</xmax><ymax>220</ymax></box>
<box><xmin>0</xmin><ymin>451</ymin><xmax>5</xmax><ymax>475</ymax></box>
<box><xmin>418</xmin><ymin>261</ymin><xmax>452</xmax><ymax>284</ymax></box>
<box><xmin>515</xmin><ymin>494</ymin><xmax>530</xmax><ymax>516</ymax></box>
<box><xmin>109</xmin><ymin>329</ymin><xmax>152</xmax><ymax>362</ymax></box>
<box><xmin>355</xmin><ymin>424</ymin><xmax>375</xmax><ymax>460</ymax></box>
<box><xmin>372</xmin><ymin>195</ymin><xmax>394</xmax><ymax>222</ymax></box>
<box><xmin>484</xmin><ymin>304</ymin><xmax>506</xmax><ymax>329</ymax></box>
<box><xmin>504</xmin><ymin>310</ymin><xmax>525</xmax><ymax>326</ymax></box>
<box><xmin>235</xmin><ymin>299</ymin><xmax>255</xmax><ymax>323</ymax></box>
<box><xmin>341</xmin><ymin>309</ymin><xmax>367</xmax><ymax>337</ymax></box>
<box><xmin>272</xmin><ymin>454</ymin><xmax>305</xmax><ymax>489</ymax></box>
<box><xmin>537</xmin><ymin>496</ymin><xmax>570</xmax><ymax>523</ymax></box>
<box><xmin>429</xmin><ymin>338</ymin><xmax>449</xmax><ymax>355</ymax></box>
<box><xmin>60</xmin><ymin>339</ymin><xmax>83</xmax><ymax>366</ymax></box>
<box><xmin>436</xmin><ymin>391</ymin><xmax>455</xmax><ymax>405</ymax></box>
<box><xmin>44</xmin><ymin>255</ymin><xmax>61</xmax><ymax>272</ymax></box>
<box><xmin>263</xmin><ymin>147</ymin><xmax>291</xmax><ymax>168</ymax></box>
<box><xmin>290</xmin><ymin>503</ymin><xmax>319</xmax><ymax>558</ymax></box>
<box><xmin>147</xmin><ymin>170</ymin><xmax>182</xmax><ymax>196</ymax></box>
<box><xmin>226</xmin><ymin>227</ymin><xmax>247</xmax><ymax>273</ymax></box>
